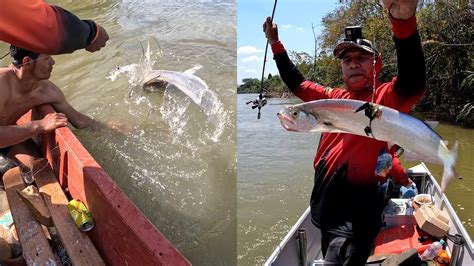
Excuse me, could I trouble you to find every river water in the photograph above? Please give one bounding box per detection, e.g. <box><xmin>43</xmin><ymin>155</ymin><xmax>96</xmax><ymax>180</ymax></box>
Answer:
<box><xmin>1</xmin><ymin>1</ymin><xmax>236</xmax><ymax>264</ymax></box>
<box><xmin>237</xmin><ymin>94</ymin><xmax>473</xmax><ymax>265</ymax></box>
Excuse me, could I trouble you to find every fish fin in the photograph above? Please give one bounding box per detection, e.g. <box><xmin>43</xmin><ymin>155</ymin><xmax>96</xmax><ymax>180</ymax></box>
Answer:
<box><xmin>184</xmin><ymin>65</ymin><xmax>202</xmax><ymax>75</ymax></box>
<box><xmin>440</xmin><ymin>140</ymin><xmax>459</xmax><ymax>192</ymax></box>
<box><xmin>355</xmin><ymin>102</ymin><xmax>379</xmax><ymax>121</ymax></box>
<box><xmin>355</xmin><ymin>102</ymin><xmax>370</xmax><ymax>114</ymax></box>
<box><xmin>423</xmin><ymin>120</ymin><xmax>439</xmax><ymax>129</ymax></box>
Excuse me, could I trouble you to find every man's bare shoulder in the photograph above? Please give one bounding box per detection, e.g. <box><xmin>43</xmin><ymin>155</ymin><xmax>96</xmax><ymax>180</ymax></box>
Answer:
<box><xmin>0</xmin><ymin>67</ymin><xmax>14</xmax><ymax>81</ymax></box>
<box><xmin>36</xmin><ymin>80</ymin><xmax>61</xmax><ymax>93</ymax></box>
<box><xmin>35</xmin><ymin>80</ymin><xmax>65</xmax><ymax>102</ymax></box>
<box><xmin>0</xmin><ymin>68</ymin><xmax>14</xmax><ymax>100</ymax></box>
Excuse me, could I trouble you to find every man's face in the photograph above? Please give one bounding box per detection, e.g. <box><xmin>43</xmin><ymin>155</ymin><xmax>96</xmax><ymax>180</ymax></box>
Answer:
<box><xmin>31</xmin><ymin>54</ymin><xmax>55</xmax><ymax>80</ymax></box>
<box><xmin>340</xmin><ymin>48</ymin><xmax>374</xmax><ymax>91</ymax></box>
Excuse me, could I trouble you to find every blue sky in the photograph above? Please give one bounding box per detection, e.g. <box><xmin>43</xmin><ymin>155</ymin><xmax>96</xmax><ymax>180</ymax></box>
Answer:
<box><xmin>237</xmin><ymin>0</ymin><xmax>339</xmax><ymax>84</ymax></box>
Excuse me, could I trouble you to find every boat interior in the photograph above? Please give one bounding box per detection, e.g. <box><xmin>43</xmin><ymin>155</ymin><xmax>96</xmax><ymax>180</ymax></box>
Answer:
<box><xmin>266</xmin><ymin>164</ymin><xmax>474</xmax><ymax>266</ymax></box>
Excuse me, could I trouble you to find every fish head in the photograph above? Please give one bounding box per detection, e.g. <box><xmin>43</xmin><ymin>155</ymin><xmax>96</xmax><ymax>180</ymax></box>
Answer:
<box><xmin>277</xmin><ymin>106</ymin><xmax>318</xmax><ymax>132</ymax></box>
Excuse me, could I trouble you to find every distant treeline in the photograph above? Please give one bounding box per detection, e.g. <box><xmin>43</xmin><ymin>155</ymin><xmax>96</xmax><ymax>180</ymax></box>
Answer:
<box><xmin>237</xmin><ymin>1</ymin><xmax>473</xmax><ymax>127</ymax></box>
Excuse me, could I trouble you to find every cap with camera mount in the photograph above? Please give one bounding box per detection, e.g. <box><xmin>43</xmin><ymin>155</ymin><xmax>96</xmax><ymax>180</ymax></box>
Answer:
<box><xmin>333</xmin><ymin>26</ymin><xmax>379</xmax><ymax>59</ymax></box>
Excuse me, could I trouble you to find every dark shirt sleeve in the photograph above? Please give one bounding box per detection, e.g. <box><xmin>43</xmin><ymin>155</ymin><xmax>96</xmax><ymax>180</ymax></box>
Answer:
<box><xmin>273</xmin><ymin>50</ymin><xmax>305</xmax><ymax>92</ymax></box>
<box><xmin>272</xmin><ymin>41</ymin><xmax>330</xmax><ymax>101</ymax></box>
<box><xmin>0</xmin><ymin>0</ymin><xmax>98</xmax><ymax>54</ymax></box>
<box><xmin>390</xmin><ymin>15</ymin><xmax>426</xmax><ymax>98</ymax></box>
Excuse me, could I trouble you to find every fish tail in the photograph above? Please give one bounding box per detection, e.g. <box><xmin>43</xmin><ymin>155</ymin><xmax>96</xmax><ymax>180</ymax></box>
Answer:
<box><xmin>441</xmin><ymin>141</ymin><xmax>459</xmax><ymax>192</ymax></box>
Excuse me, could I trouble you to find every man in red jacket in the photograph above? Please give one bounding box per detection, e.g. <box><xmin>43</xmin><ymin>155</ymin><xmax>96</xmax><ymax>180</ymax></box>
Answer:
<box><xmin>0</xmin><ymin>0</ymin><xmax>109</xmax><ymax>54</ymax></box>
<box><xmin>264</xmin><ymin>0</ymin><xmax>425</xmax><ymax>264</ymax></box>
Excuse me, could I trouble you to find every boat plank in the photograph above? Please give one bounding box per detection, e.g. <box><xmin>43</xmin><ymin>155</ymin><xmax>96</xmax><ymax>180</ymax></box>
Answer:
<box><xmin>29</xmin><ymin>105</ymin><xmax>191</xmax><ymax>265</ymax></box>
<box><xmin>33</xmin><ymin>158</ymin><xmax>105</xmax><ymax>266</ymax></box>
<box><xmin>2</xmin><ymin>167</ymin><xmax>60</xmax><ymax>265</ymax></box>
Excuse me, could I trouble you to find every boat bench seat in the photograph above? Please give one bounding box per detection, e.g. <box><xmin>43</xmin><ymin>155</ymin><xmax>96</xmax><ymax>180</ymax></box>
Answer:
<box><xmin>4</xmin><ymin>159</ymin><xmax>105</xmax><ymax>265</ymax></box>
<box><xmin>3</xmin><ymin>165</ymin><xmax>60</xmax><ymax>265</ymax></box>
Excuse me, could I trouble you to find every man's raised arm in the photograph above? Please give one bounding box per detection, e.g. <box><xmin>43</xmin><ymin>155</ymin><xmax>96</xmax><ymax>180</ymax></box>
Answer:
<box><xmin>384</xmin><ymin>0</ymin><xmax>426</xmax><ymax>97</ymax></box>
<box><xmin>0</xmin><ymin>0</ymin><xmax>109</xmax><ymax>54</ymax></box>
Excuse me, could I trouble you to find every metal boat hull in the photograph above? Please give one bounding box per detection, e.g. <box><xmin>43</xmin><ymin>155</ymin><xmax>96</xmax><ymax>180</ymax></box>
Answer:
<box><xmin>265</xmin><ymin>163</ymin><xmax>474</xmax><ymax>265</ymax></box>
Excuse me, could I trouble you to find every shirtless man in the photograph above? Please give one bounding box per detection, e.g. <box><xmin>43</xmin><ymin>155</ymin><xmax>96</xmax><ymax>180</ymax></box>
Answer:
<box><xmin>0</xmin><ymin>45</ymin><xmax>97</xmax><ymax>169</ymax></box>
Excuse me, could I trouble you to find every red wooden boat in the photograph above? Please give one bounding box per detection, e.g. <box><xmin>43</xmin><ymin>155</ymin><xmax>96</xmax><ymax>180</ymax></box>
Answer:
<box><xmin>18</xmin><ymin>104</ymin><xmax>191</xmax><ymax>265</ymax></box>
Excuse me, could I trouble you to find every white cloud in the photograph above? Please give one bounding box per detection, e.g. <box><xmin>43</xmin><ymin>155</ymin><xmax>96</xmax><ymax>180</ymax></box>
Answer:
<box><xmin>245</xmin><ymin>69</ymin><xmax>257</xmax><ymax>74</ymax></box>
<box><xmin>296</xmin><ymin>27</ymin><xmax>304</xmax><ymax>31</ymax></box>
<box><xmin>281</xmin><ymin>24</ymin><xmax>292</xmax><ymax>30</ymax></box>
<box><xmin>242</xmin><ymin>55</ymin><xmax>263</xmax><ymax>62</ymax></box>
<box><xmin>238</xmin><ymin>46</ymin><xmax>262</xmax><ymax>54</ymax></box>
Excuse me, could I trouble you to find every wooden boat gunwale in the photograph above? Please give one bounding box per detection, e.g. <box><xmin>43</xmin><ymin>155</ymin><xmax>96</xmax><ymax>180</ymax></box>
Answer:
<box><xmin>18</xmin><ymin>104</ymin><xmax>191</xmax><ymax>265</ymax></box>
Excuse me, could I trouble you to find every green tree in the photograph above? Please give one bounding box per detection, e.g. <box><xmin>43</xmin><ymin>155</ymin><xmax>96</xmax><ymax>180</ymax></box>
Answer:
<box><xmin>238</xmin><ymin>1</ymin><xmax>473</xmax><ymax>127</ymax></box>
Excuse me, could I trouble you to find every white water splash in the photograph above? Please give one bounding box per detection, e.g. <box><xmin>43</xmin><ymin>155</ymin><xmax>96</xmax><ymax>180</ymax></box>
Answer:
<box><xmin>108</xmin><ymin>43</ymin><xmax>226</xmax><ymax>142</ymax></box>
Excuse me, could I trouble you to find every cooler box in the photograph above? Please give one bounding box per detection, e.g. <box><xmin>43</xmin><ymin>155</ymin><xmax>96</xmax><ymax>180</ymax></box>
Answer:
<box><xmin>383</xmin><ymin>198</ymin><xmax>416</xmax><ymax>228</ymax></box>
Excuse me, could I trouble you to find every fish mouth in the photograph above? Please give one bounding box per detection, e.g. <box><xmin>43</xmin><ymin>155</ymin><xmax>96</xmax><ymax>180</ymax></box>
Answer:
<box><xmin>277</xmin><ymin>112</ymin><xmax>297</xmax><ymax>131</ymax></box>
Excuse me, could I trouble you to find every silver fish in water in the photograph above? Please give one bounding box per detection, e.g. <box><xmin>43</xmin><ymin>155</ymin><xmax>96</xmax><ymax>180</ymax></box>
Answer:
<box><xmin>277</xmin><ymin>99</ymin><xmax>459</xmax><ymax>192</ymax></box>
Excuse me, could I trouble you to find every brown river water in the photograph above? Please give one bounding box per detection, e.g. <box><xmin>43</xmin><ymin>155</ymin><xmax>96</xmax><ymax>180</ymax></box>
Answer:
<box><xmin>1</xmin><ymin>1</ymin><xmax>236</xmax><ymax>264</ymax></box>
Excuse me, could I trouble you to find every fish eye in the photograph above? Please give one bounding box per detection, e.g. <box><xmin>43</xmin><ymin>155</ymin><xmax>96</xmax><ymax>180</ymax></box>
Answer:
<box><xmin>291</xmin><ymin>111</ymin><xmax>299</xmax><ymax>118</ymax></box>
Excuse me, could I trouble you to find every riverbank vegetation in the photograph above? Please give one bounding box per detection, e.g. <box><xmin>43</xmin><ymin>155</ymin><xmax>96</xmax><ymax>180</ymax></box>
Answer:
<box><xmin>237</xmin><ymin>1</ymin><xmax>473</xmax><ymax>127</ymax></box>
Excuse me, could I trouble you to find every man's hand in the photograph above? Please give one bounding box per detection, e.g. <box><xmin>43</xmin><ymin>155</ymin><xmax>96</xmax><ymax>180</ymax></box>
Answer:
<box><xmin>382</xmin><ymin>0</ymin><xmax>418</xmax><ymax>20</ymax></box>
<box><xmin>36</xmin><ymin>113</ymin><xmax>68</xmax><ymax>133</ymax></box>
<box><xmin>263</xmin><ymin>16</ymin><xmax>279</xmax><ymax>45</ymax></box>
<box><xmin>86</xmin><ymin>24</ymin><xmax>109</xmax><ymax>52</ymax></box>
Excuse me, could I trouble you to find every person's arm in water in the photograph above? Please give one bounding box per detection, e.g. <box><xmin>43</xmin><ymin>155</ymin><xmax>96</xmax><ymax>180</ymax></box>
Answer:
<box><xmin>0</xmin><ymin>0</ymin><xmax>109</xmax><ymax>54</ymax></box>
<box><xmin>263</xmin><ymin>17</ymin><xmax>331</xmax><ymax>102</ymax></box>
<box><xmin>39</xmin><ymin>81</ymin><xmax>99</xmax><ymax>129</ymax></box>
<box><xmin>382</xmin><ymin>0</ymin><xmax>426</xmax><ymax>111</ymax></box>
<box><xmin>42</xmin><ymin>81</ymin><xmax>129</xmax><ymax>132</ymax></box>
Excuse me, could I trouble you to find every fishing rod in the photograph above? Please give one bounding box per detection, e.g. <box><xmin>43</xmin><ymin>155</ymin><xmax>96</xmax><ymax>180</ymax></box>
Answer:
<box><xmin>247</xmin><ymin>0</ymin><xmax>278</xmax><ymax>119</ymax></box>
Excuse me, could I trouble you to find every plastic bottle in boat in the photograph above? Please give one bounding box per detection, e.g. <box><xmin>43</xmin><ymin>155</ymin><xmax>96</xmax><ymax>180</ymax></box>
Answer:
<box><xmin>420</xmin><ymin>240</ymin><xmax>445</xmax><ymax>260</ymax></box>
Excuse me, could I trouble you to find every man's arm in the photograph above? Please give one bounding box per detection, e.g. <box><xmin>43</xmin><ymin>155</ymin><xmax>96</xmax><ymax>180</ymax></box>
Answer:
<box><xmin>263</xmin><ymin>17</ymin><xmax>331</xmax><ymax>102</ymax></box>
<box><xmin>44</xmin><ymin>82</ymin><xmax>95</xmax><ymax>129</ymax></box>
<box><xmin>0</xmin><ymin>113</ymin><xmax>67</xmax><ymax>148</ymax></box>
<box><xmin>0</xmin><ymin>0</ymin><xmax>108</xmax><ymax>54</ymax></box>
<box><xmin>385</xmin><ymin>0</ymin><xmax>426</xmax><ymax>98</ymax></box>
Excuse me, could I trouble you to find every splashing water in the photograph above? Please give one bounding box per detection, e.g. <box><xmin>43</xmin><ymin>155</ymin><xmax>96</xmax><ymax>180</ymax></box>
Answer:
<box><xmin>108</xmin><ymin>43</ymin><xmax>227</xmax><ymax>142</ymax></box>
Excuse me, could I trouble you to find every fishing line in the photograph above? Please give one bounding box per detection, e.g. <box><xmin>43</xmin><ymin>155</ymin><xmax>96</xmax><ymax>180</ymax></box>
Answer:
<box><xmin>371</xmin><ymin>29</ymin><xmax>377</xmax><ymax>104</ymax></box>
<box><xmin>247</xmin><ymin>0</ymin><xmax>278</xmax><ymax>119</ymax></box>
<box><xmin>17</xmin><ymin>145</ymin><xmax>61</xmax><ymax>184</ymax></box>
<box><xmin>0</xmin><ymin>52</ymin><xmax>9</xmax><ymax>60</ymax></box>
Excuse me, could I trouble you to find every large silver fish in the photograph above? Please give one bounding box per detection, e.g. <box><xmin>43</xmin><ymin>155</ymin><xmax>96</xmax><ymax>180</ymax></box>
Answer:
<box><xmin>142</xmin><ymin>65</ymin><xmax>207</xmax><ymax>104</ymax></box>
<box><xmin>277</xmin><ymin>99</ymin><xmax>459</xmax><ymax>192</ymax></box>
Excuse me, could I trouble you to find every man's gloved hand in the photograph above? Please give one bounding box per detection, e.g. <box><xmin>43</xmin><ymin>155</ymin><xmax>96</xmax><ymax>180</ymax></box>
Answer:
<box><xmin>86</xmin><ymin>24</ymin><xmax>109</xmax><ymax>52</ymax></box>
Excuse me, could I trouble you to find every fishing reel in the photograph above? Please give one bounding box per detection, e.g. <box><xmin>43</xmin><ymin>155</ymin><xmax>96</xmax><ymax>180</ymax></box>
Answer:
<box><xmin>246</xmin><ymin>97</ymin><xmax>267</xmax><ymax>110</ymax></box>
<box><xmin>246</xmin><ymin>96</ymin><xmax>267</xmax><ymax>119</ymax></box>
